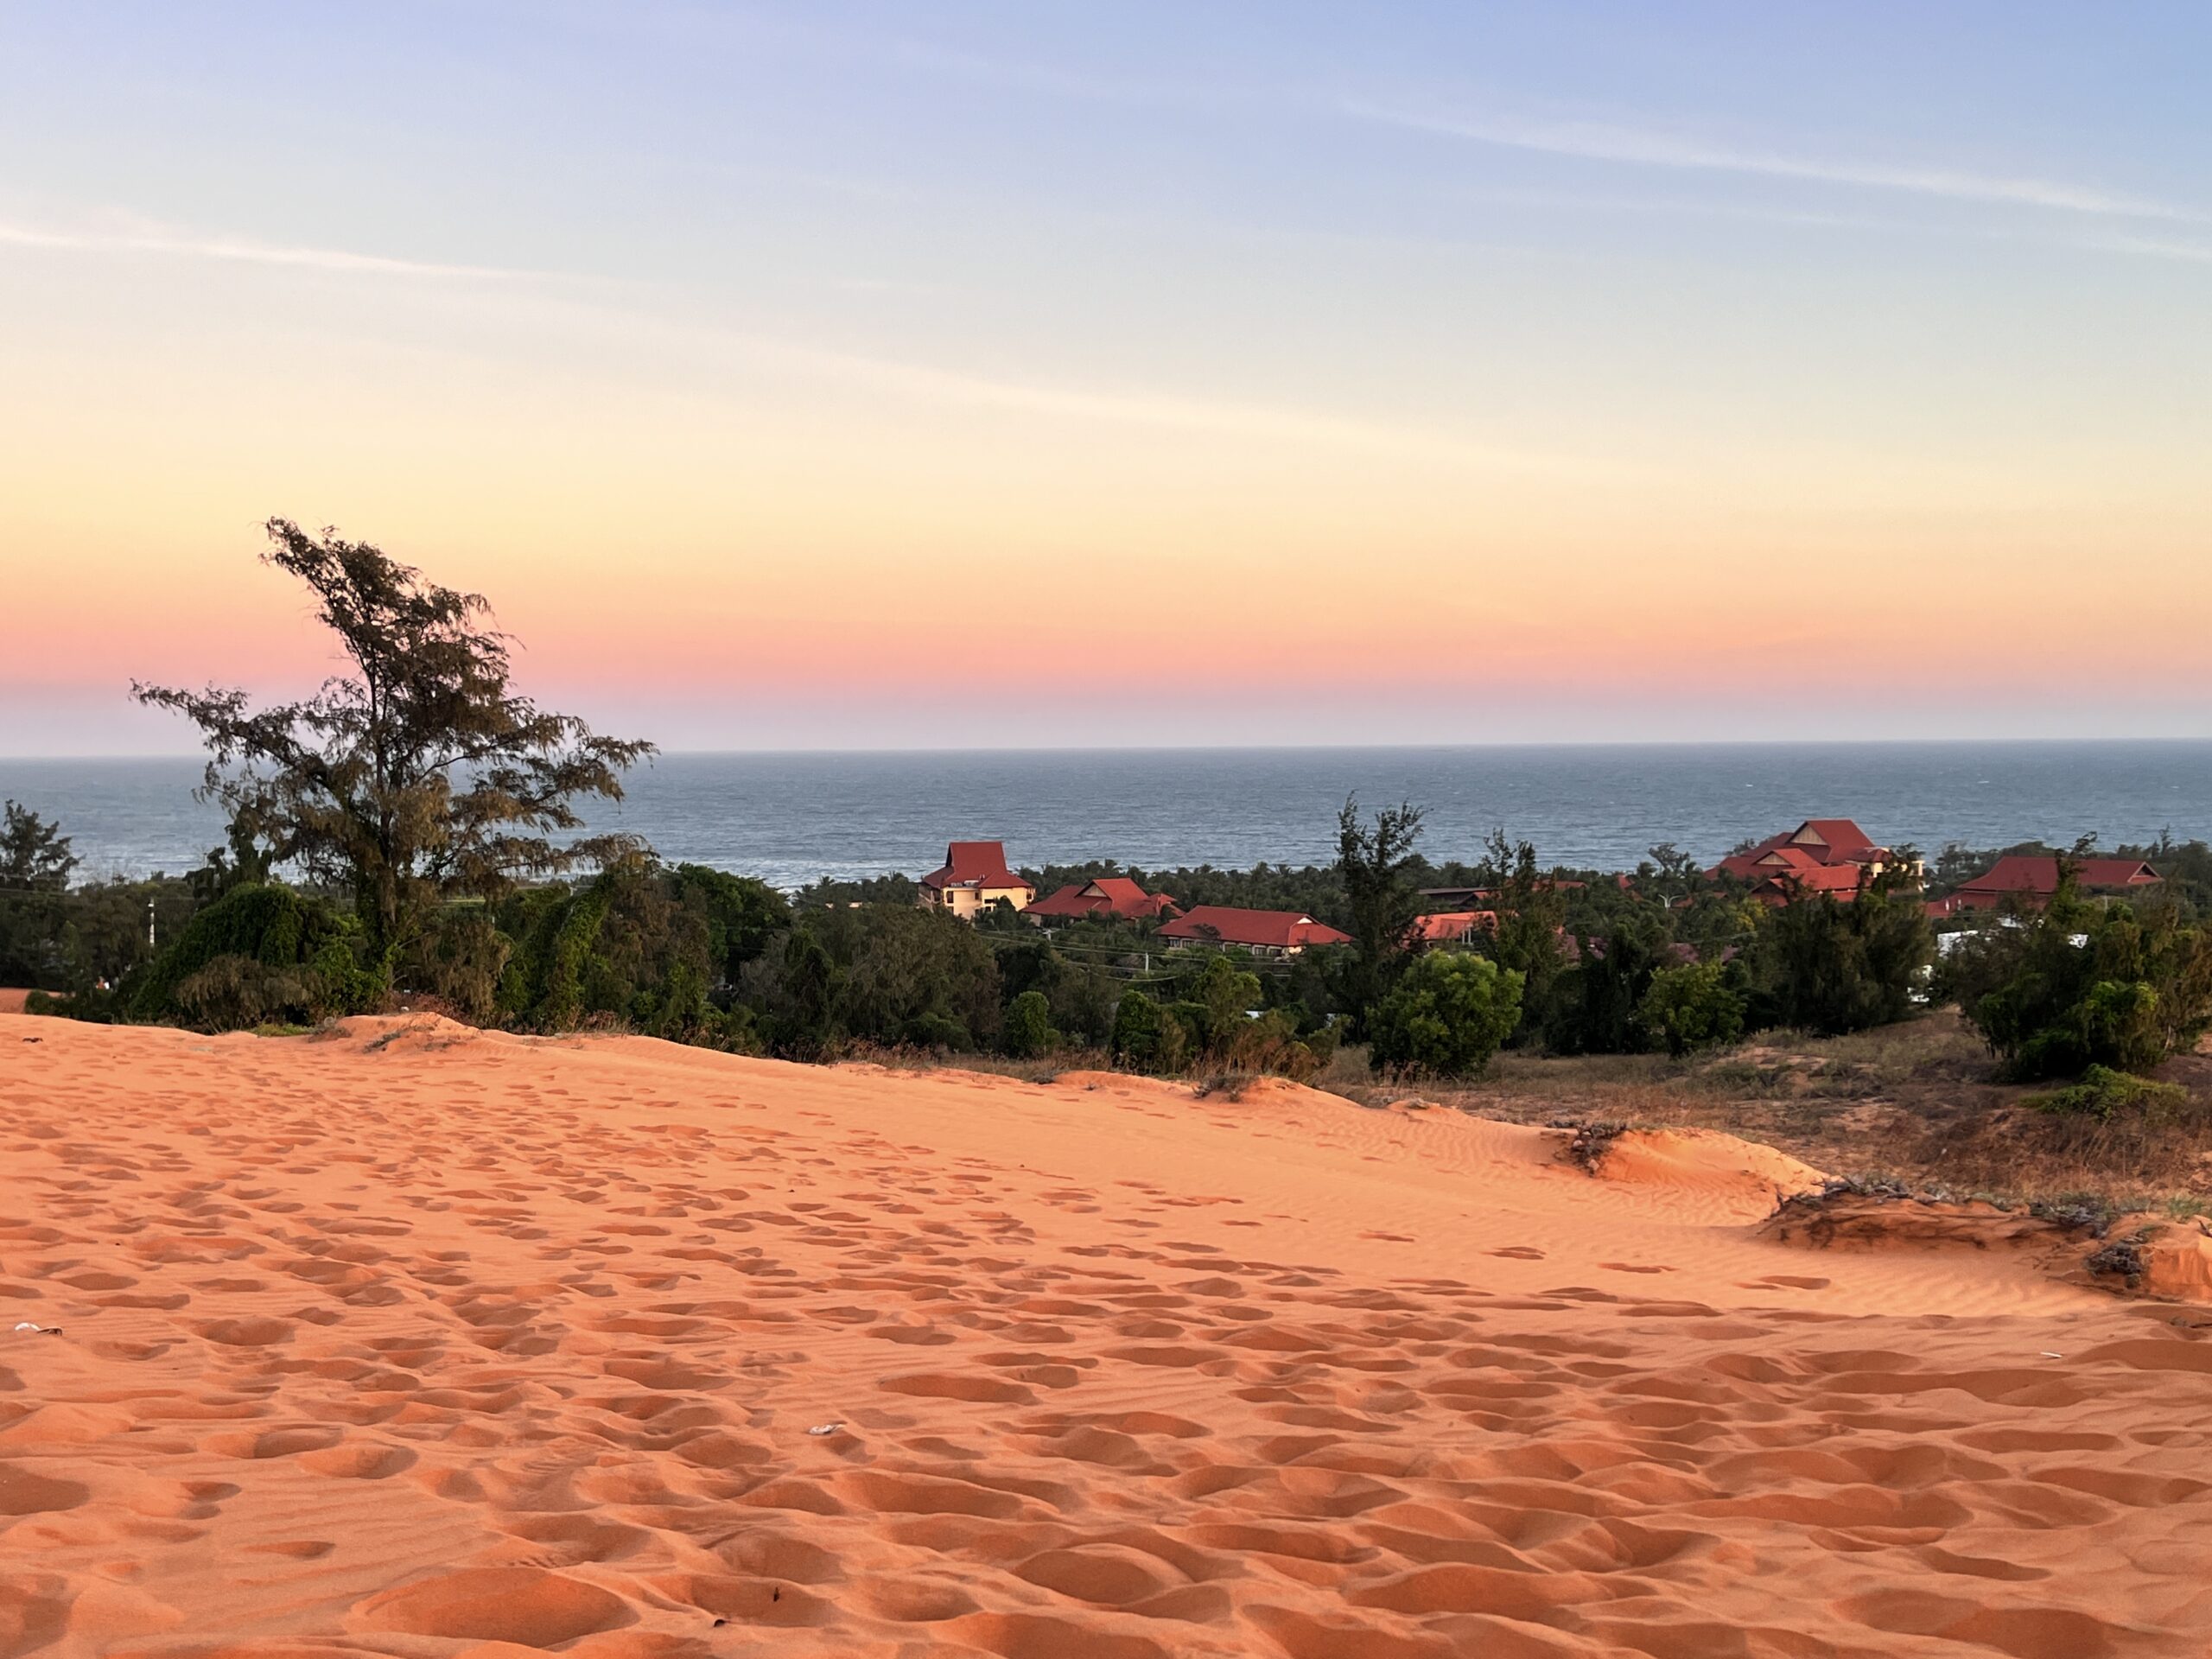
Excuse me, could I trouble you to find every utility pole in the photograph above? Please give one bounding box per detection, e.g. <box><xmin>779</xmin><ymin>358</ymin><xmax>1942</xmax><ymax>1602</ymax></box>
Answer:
<box><xmin>147</xmin><ymin>899</ymin><xmax>156</xmax><ymax>950</ymax></box>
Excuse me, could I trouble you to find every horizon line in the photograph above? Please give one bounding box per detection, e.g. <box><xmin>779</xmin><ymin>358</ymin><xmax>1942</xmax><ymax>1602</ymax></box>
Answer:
<box><xmin>9</xmin><ymin>733</ymin><xmax>2212</xmax><ymax>765</ymax></box>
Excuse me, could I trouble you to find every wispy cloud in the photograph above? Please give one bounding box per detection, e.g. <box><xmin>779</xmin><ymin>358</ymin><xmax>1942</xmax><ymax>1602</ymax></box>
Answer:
<box><xmin>0</xmin><ymin>217</ymin><xmax>516</xmax><ymax>279</ymax></box>
<box><xmin>1345</xmin><ymin>102</ymin><xmax>2195</xmax><ymax>223</ymax></box>
<box><xmin>2091</xmin><ymin>233</ymin><xmax>2212</xmax><ymax>265</ymax></box>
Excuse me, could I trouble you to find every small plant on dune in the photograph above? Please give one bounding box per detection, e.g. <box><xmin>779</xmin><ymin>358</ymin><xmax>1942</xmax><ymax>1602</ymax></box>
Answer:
<box><xmin>1565</xmin><ymin>1121</ymin><xmax>1629</xmax><ymax>1173</ymax></box>
<box><xmin>2027</xmin><ymin>1065</ymin><xmax>2191</xmax><ymax>1124</ymax></box>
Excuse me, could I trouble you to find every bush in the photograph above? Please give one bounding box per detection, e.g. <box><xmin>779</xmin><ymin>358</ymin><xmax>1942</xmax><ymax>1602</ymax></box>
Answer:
<box><xmin>894</xmin><ymin>1010</ymin><xmax>973</xmax><ymax>1052</ymax></box>
<box><xmin>1111</xmin><ymin>988</ymin><xmax>1187</xmax><ymax>1073</ymax></box>
<box><xmin>128</xmin><ymin>883</ymin><xmax>380</xmax><ymax>1027</ymax></box>
<box><xmin>1003</xmin><ymin>989</ymin><xmax>1059</xmax><ymax>1058</ymax></box>
<box><xmin>2028</xmin><ymin>1065</ymin><xmax>2191</xmax><ymax>1122</ymax></box>
<box><xmin>1368</xmin><ymin>951</ymin><xmax>1524</xmax><ymax>1078</ymax></box>
<box><xmin>173</xmin><ymin>956</ymin><xmax>326</xmax><ymax>1029</ymax></box>
<box><xmin>1637</xmin><ymin>960</ymin><xmax>1745</xmax><ymax>1057</ymax></box>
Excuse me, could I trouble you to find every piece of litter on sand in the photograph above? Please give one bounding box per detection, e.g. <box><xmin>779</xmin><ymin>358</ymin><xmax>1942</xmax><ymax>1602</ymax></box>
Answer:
<box><xmin>2041</xmin><ymin>1351</ymin><xmax>2063</xmax><ymax>1359</ymax></box>
<box><xmin>13</xmin><ymin>1322</ymin><xmax>60</xmax><ymax>1336</ymax></box>
<box><xmin>806</xmin><ymin>1423</ymin><xmax>844</xmax><ymax>1436</ymax></box>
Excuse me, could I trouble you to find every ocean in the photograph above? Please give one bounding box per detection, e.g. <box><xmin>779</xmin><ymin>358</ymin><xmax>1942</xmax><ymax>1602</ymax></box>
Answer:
<box><xmin>3</xmin><ymin>742</ymin><xmax>2208</xmax><ymax>890</ymax></box>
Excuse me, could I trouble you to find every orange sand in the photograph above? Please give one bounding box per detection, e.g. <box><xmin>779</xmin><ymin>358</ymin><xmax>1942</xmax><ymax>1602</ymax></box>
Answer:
<box><xmin>5</xmin><ymin>1014</ymin><xmax>2212</xmax><ymax>1657</ymax></box>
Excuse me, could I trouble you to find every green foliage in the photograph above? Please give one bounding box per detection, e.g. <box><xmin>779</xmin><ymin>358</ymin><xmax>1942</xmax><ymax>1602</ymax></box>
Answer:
<box><xmin>410</xmin><ymin>905</ymin><xmax>512</xmax><ymax>1020</ymax></box>
<box><xmin>1</xmin><ymin>872</ymin><xmax>202</xmax><ymax>997</ymax></box>
<box><xmin>1953</xmin><ymin>876</ymin><xmax>2212</xmax><ymax>1080</ymax></box>
<box><xmin>812</xmin><ymin>905</ymin><xmax>1001</xmax><ymax>1052</ymax></box>
<box><xmin>1545</xmin><ymin>914</ymin><xmax>1671</xmax><ymax>1055</ymax></box>
<box><xmin>760</xmin><ymin>929</ymin><xmax>839</xmax><ymax>1058</ymax></box>
<box><xmin>1184</xmin><ymin>952</ymin><xmax>1262</xmax><ymax>1052</ymax></box>
<box><xmin>134</xmin><ymin>518</ymin><xmax>652</xmax><ymax>973</ymax></box>
<box><xmin>1637</xmin><ymin>960</ymin><xmax>1746</xmax><ymax>1057</ymax></box>
<box><xmin>1749</xmin><ymin>871</ymin><xmax>1931</xmax><ymax>1036</ymax></box>
<box><xmin>1367</xmin><ymin>950</ymin><xmax>1525</xmax><ymax>1078</ymax></box>
<box><xmin>1111</xmin><ymin>988</ymin><xmax>1186</xmax><ymax>1073</ymax></box>
<box><xmin>669</xmin><ymin>865</ymin><xmax>789</xmax><ymax>980</ymax></box>
<box><xmin>2027</xmin><ymin>1065</ymin><xmax>2191</xmax><ymax>1122</ymax></box>
<box><xmin>1003</xmin><ymin>988</ymin><xmax>1059</xmax><ymax>1058</ymax></box>
<box><xmin>1</xmin><ymin>802</ymin><xmax>78</xmax><ymax>892</ymax></box>
<box><xmin>1333</xmin><ymin>795</ymin><xmax>1426</xmax><ymax>1036</ymax></box>
<box><xmin>127</xmin><ymin>883</ymin><xmax>380</xmax><ymax>1028</ymax></box>
<box><xmin>791</xmin><ymin>872</ymin><xmax>919</xmax><ymax>909</ymax></box>
<box><xmin>1479</xmin><ymin>832</ymin><xmax>1568</xmax><ymax>1042</ymax></box>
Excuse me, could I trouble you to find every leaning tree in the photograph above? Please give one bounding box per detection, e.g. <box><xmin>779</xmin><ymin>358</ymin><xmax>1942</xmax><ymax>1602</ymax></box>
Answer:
<box><xmin>136</xmin><ymin>518</ymin><xmax>655</xmax><ymax>976</ymax></box>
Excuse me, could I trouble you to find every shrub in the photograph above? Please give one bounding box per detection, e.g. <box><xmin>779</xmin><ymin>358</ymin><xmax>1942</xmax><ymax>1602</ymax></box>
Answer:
<box><xmin>2027</xmin><ymin>1064</ymin><xmax>2192</xmax><ymax>1122</ymax></box>
<box><xmin>1002</xmin><ymin>989</ymin><xmax>1059</xmax><ymax>1058</ymax></box>
<box><xmin>128</xmin><ymin>883</ymin><xmax>380</xmax><ymax>1027</ymax></box>
<box><xmin>894</xmin><ymin>1010</ymin><xmax>972</xmax><ymax>1052</ymax></box>
<box><xmin>1368</xmin><ymin>951</ymin><xmax>1524</xmax><ymax>1078</ymax></box>
<box><xmin>1637</xmin><ymin>960</ymin><xmax>1746</xmax><ymax>1057</ymax></box>
<box><xmin>172</xmin><ymin>956</ymin><xmax>326</xmax><ymax>1029</ymax></box>
<box><xmin>1111</xmin><ymin>988</ymin><xmax>1187</xmax><ymax>1073</ymax></box>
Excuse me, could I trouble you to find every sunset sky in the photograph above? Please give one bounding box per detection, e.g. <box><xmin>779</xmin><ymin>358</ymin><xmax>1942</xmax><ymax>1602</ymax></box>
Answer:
<box><xmin>3</xmin><ymin>3</ymin><xmax>2209</xmax><ymax>753</ymax></box>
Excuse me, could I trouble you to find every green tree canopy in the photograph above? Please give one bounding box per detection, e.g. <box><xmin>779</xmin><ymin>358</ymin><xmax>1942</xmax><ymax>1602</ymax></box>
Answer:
<box><xmin>1951</xmin><ymin>871</ymin><xmax>2212</xmax><ymax>1080</ymax></box>
<box><xmin>1367</xmin><ymin>950</ymin><xmax>1524</xmax><ymax>1078</ymax></box>
<box><xmin>134</xmin><ymin>519</ymin><xmax>653</xmax><ymax>977</ymax></box>
<box><xmin>1334</xmin><ymin>795</ymin><xmax>1426</xmax><ymax>1037</ymax></box>
<box><xmin>1637</xmin><ymin>960</ymin><xmax>1746</xmax><ymax>1057</ymax></box>
<box><xmin>1</xmin><ymin>802</ymin><xmax>78</xmax><ymax>892</ymax></box>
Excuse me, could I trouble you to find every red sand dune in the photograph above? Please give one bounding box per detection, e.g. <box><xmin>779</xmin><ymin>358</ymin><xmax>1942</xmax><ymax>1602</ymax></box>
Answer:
<box><xmin>5</xmin><ymin>1013</ymin><xmax>2212</xmax><ymax>1656</ymax></box>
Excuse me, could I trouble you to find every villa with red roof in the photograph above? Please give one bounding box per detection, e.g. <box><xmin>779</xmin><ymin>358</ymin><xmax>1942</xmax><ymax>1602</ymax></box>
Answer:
<box><xmin>1155</xmin><ymin>906</ymin><xmax>1351</xmax><ymax>957</ymax></box>
<box><xmin>918</xmin><ymin>841</ymin><xmax>1034</xmax><ymax>922</ymax></box>
<box><xmin>1712</xmin><ymin>818</ymin><xmax>1919</xmax><ymax>905</ymax></box>
<box><xmin>1025</xmin><ymin>876</ymin><xmax>1179</xmax><ymax>926</ymax></box>
<box><xmin>1406</xmin><ymin>910</ymin><xmax>1497</xmax><ymax>945</ymax></box>
<box><xmin>1928</xmin><ymin>855</ymin><xmax>2162</xmax><ymax>918</ymax></box>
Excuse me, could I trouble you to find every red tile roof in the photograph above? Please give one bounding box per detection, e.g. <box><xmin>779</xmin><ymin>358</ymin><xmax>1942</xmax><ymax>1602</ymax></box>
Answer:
<box><xmin>1955</xmin><ymin>855</ymin><xmax>2162</xmax><ymax>900</ymax></box>
<box><xmin>1711</xmin><ymin>818</ymin><xmax>1892</xmax><ymax>882</ymax></box>
<box><xmin>1405</xmin><ymin>911</ymin><xmax>1497</xmax><ymax>944</ymax></box>
<box><xmin>1155</xmin><ymin>906</ymin><xmax>1351</xmax><ymax>950</ymax></box>
<box><xmin>920</xmin><ymin>840</ymin><xmax>1031</xmax><ymax>893</ymax></box>
<box><xmin>1757</xmin><ymin>862</ymin><xmax>1871</xmax><ymax>898</ymax></box>
<box><xmin>1026</xmin><ymin>877</ymin><xmax>1178</xmax><ymax>921</ymax></box>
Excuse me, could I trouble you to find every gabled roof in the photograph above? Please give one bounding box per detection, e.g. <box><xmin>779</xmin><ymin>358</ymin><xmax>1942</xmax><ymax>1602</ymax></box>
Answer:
<box><xmin>1156</xmin><ymin>906</ymin><xmax>1351</xmax><ymax>950</ymax></box>
<box><xmin>1793</xmin><ymin>818</ymin><xmax>1881</xmax><ymax>857</ymax></box>
<box><xmin>1957</xmin><ymin>855</ymin><xmax>2162</xmax><ymax>897</ymax></box>
<box><xmin>920</xmin><ymin>840</ymin><xmax>1031</xmax><ymax>892</ymax></box>
<box><xmin>1026</xmin><ymin>876</ymin><xmax>1177</xmax><ymax>921</ymax></box>
<box><xmin>1712</xmin><ymin>818</ymin><xmax>1891</xmax><ymax>881</ymax></box>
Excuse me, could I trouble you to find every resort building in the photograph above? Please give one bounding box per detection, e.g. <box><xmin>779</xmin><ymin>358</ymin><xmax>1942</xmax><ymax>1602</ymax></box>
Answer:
<box><xmin>1405</xmin><ymin>910</ymin><xmax>1497</xmax><ymax>944</ymax></box>
<box><xmin>1928</xmin><ymin>855</ymin><xmax>2163</xmax><ymax>917</ymax></box>
<box><xmin>1711</xmin><ymin>819</ymin><xmax>1916</xmax><ymax>888</ymax></box>
<box><xmin>918</xmin><ymin>840</ymin><xmax>1035</xmax><ymax>922</ymax></box>
<box><xmin>1025</xmin><ymin>876</ymin><xmax>1179</xmax><ymax>926</ymax></box>
<box><xmin>1154</xmin><ymin>906</ymin><xmax>1351</xmax><ymax>957</ymax></box>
